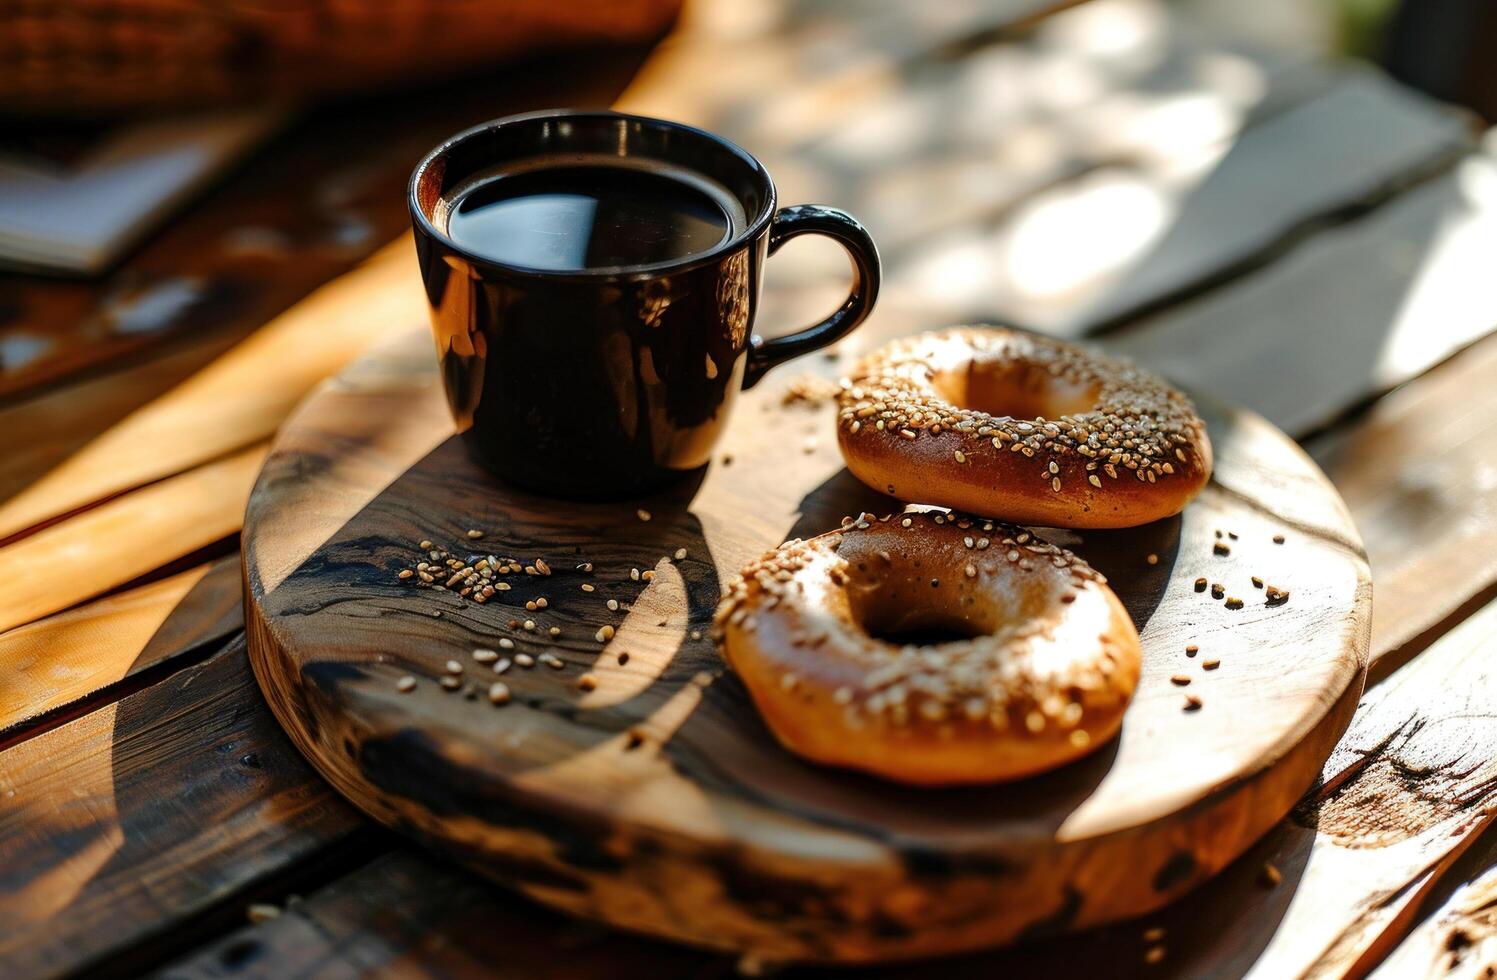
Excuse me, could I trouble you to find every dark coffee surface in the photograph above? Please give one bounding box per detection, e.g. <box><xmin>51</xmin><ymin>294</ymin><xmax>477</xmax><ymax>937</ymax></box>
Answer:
<box><xmin>441</xmin><ymin>164</ymin><xmax>734</xmax><ymax>271</ymax></box>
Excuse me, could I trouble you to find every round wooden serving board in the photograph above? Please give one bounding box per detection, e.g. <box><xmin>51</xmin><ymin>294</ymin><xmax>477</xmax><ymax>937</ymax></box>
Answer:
<box><xmin>244</xmin><ymin>325</ymin><xmax>1370</xmax><ymax>964</ymax></box>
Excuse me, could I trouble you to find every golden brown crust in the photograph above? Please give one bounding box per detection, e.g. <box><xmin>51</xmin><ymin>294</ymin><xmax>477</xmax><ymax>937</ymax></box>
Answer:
<box><xmin>714</xmin><ymin>511</ymin><xmax>1142</xmax><ymax>785</ymax></box>
<box><xmin>836</xmin><ymin>326</ymin><xmax>1212</xmax><ymax>528</ymax></box>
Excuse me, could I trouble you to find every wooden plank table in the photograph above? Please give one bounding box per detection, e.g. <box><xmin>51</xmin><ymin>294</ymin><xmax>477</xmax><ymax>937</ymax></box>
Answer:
<box><xmin>3</xmin><ymin>0</ymin><xmax>1497</xmax><ymax>976</ymax></box>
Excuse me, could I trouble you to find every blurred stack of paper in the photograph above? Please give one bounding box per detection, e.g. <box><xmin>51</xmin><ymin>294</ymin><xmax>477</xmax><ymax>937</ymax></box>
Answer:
<box><xmin>0</xmin><ymin>107</ymin><xmax>283</xmax><ymax>275</ymax></box>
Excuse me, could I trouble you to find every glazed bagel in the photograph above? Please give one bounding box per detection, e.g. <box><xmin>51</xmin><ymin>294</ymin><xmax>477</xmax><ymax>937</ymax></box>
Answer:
<box><xmin>836</xmin><ymin>327</ymin><xmax>1212</xmax><ymax>528</ymax></box>
<box><xmin>714</xmin><ymin>511</ymin><xmax>1141</xmax><ymax>785</ymax></box>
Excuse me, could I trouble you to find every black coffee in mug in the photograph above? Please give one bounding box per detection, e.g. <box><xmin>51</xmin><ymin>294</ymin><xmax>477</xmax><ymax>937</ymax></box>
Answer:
<box><xmin>437</xmin><ymin>160</ymin><xmax>747</xmax><ymax>271</ymax></box>
<box><xmin>410</xmin><ymin>110</ymin><xmax>881</xmax><ymax>498</ymax></box>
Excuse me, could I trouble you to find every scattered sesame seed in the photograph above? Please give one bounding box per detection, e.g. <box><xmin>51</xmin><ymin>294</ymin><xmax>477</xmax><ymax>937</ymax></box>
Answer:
<box><xmin>419</xmin><ymin>540</ymin><xmax>433</xmax><ymax>550</ymax></box>
<box><xmin>493</xmin><ymin>658</ymin><xmax>511</xmax><ymax>674</ymax></box>
<box><xmin>1146</xmin><ymin>553</ymin><xmax>1158</xmax><ymax>565</ymax></box>
<box><xmin>1183</xmin><ymin>694</ymin><xmax>1202</xmax><ymax>712</ymax></box>
<box><xmin>596</xmin><ymin>625</ymin><xmax>616</xmax><ymax>643</ymax></box>
<box><xmin>675</xmin><ymin>548</ymin><xmax>688</xmax><ymax>560</ymax></box>
<box><xmin>637</xmin><ymin>509</ymin><xmax>652</xmax><ymax>522</ymax></box>
<box><xmin>488</xmin><ymin>682</ymin><xmax>511</xmax><ymax>705</ymax></box>
<box><xmin>247</xmin><ymin>904</ymin><xmax>281</xmax><ymax>923</ymax></box>
<box><xmin>577</xmin><ymin>673</ymin><xmax>598</xmax><ymax>692</ymax></box>
<box><xmin>397</xmin><ymin>675</ymin><xmax>417</xmax><ymax>692</ymax></box>
<box><xmin>1261</xmin><ymin>862</ymin><xmax>1282</xmax><ymax>887</ymax></box>
<box><xmin>1143</xmin><ymin>927</ymin><xmax>1165</xmax><ymax>943</ymax></box>
<box><xmin>1145</xmin><ymin>945</ymin><xmax>1166</xmax><ymax>965</ymax></box>
<box><xmin>1273</xmin><ymin>534</ymin><xmax>1286</xmax><ymax>545</ymax></box>
<box><xmin>549</xmin><ymin>626</ymin><xmax>561</xmax><ymax>637</ymax></box>
<box><xmin>515</xmin><ymin>653</ymin><xmax>535</xmax><ymax>668</ymax></box>
<box><xmin>1211</xmin><ymin>583</ymin><xmax>1225</xmax><ymax>599</ymax></box>
<box><xmin>534</xmin><ymin>559</ymin><xmax>551</xmax><ymax>576</ymax></box>
<box><xmin>439</xmin><ymin>675</ymin><xmax>462</xmax><ymax>691</ymax></box>
<box><xmin>1251</xmin><ymin>576</ymin><xmax>1264</xmax><ymax>589</ymax></box>
<box><xmin>498</xmin><ymin>638</ymin><xmax>515</xmax><ymax>650</ymax></box>
<box><xmin>444</xmin><ymin>660</ymin><xmax>463</xmax><ymax>675</ymax></box>
<box><xmin>1194</xmin><ymin>577</ymin><xmax>1207</xmax><ymax>592</ymax></box>
<box><xmin>1225</xmin><ymin>597</ymin><xmax>1243</xmax><ymax>610</ymax></box>
<box><xmin>689</xmin><ymin>630</ymin><xmax>702</xmax><ymax>641</ymax></box>
<box><xmin>1185</xmin><ymin>644</ymin><xmax>1198</xmax><ymax>657</ymax></box>
<box><xmin>1170</xmin><ymin>675</ymin><xmax>1191</xmax><ymax>686</ymax></box>
<box><xmin>1203</xmin><ymin>659</ymin><xmax>1220</xmax><ymax>670</ymax></box>
<box><xmin>467</xmin><ymin>529</ymin><xmax>483</xmax><ymax>539</ymax></box>
<box><xmin>1213</xmin><ymin>542</ymin><xmax>1230</xmax><ymax>556</ymax></box>
<box><xmin>630</xmin><ymin>568</ymin><xmax>641</xmax><ymax>581</ymax></box>
<box><xmin>473</xmin><ymin>649</ymin><xmax>498</xmax><ymax>664</ymax></box>
<box><xmin>954</xmin><ymin>450</ymin><xmax>967</xmax><ymax>463</ymax></box>
<box><xmin>523</xmin><ymin>619</ymin><xmax>536</xmax><ymax>631</ymax></box>
<box><xmin>607</xmin><ymin>599</ymin><xmax>620</xmax><ymax>611</ymax></box>
<box><xmin>397</xmin><ymin>569</ymin><xmax>413</xmax><ymax>580</ymax></box>
<box><xmin>540</xmin><ymin>653</ymin><xmax>565</xmax><ymax>670</ymax></box>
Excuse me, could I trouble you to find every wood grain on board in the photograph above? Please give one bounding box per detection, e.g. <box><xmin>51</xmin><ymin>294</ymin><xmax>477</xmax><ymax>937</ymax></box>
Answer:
<box><xmin>0</xmin><ymin>555</ymin><xmax>242</xmax><ymax>735</ymax></box>
<box><xmin>243</xmin><ymin>326</ymin><xmax>1368</xmax><ymax>962</ymax></box>
<box><xmin>0</xmin><ymin>638</ymin><xmax>364</xmax><ymax>979</ymax></box>
<box><xmin>1107</xmin><ymin>145</ymin><xmax>1497</xmax><ymax>438</ymax></box>
<box><xmin>0</xmin><ymin>443</ymin><xmax>263</xmax><ymax>634</ymax></box>
<box><xmin>1308</xmin><ymin>330</ymin><xmax>1497</xmax><ymax>675</ymax></box>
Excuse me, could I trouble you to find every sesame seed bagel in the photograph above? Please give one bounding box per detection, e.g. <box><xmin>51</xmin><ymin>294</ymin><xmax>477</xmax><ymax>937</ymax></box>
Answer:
<box><xmin>836</xmin><ymin>326</ymin><xmax>1212</xmax><ymax>528</ymax></box>
<box><xmin>714</xmin><ymin>511</ymin><xmax>1141</xmax><ymax>785</ymax></box>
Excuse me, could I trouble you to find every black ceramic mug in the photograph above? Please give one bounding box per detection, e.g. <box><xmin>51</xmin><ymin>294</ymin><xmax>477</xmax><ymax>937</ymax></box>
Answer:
<box><xmin>409</xmin><ymin>109</ymin><xmax>880</xmax><ymax>498</ymax></box>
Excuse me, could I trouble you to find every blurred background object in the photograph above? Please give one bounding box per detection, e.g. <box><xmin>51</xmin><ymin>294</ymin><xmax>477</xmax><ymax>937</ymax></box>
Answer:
<box><xmin>0</xmin><ymin>0</ymin><xmax>684</xmax><ymax>116</ymax></box>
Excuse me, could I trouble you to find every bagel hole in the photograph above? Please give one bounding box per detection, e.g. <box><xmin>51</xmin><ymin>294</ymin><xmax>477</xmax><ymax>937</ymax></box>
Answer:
<box><xmin>933</xmin><ymin>361</ymin><xmax>1099</xmax><ymax>421</ymax></box>
<box><xmin>858</xmin><ymin>607</ymin><xmax>985</xmax><ymax>648</ymax></box>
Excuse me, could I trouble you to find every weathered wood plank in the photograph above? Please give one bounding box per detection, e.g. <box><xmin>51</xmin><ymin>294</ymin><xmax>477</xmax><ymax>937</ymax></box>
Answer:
<box><xmin>0</xmin><ymin>329</ymin><xmax>245</xmax><ymax>507</ymax></box>
<box><xmin>0</xmin><ymin>638</ymin><xmax>365</xmax><ymax>979</ymax></box>
<box><xmin>0</xmin><ymin>555</ymin><xmax>242</xmax><ymax>735</ymax></box>
<box><xmin>0</xmin><ymin>241</ymin><xmax>422</xmax><ymax>542</ymax></box>
<box><xmin>1106</xmin><ymin>148</ymin><xmax>1497</xmax><ymax>437</ymax></box>
<box><xmin>892</xmin><ymin>70</ymin><xmax>1473</xmax><ymax>338</ymax></box>
<box><xmin>152</xmin><ymin>850</ymin><xmax>720</xmax><ymax>980</ymax></box>
<box><xmin>1308</xmin><ymin>329</ymin><xmax>1497</xmax><ymax>675</ymax></box>
<box><xmin>0</xmin><ymin>444</ymin><xmax>264</xmax><ymax>634</ymax></box>
<box><xmin>1370</xmin><ymin>826</ymin><xmax>1497</xmax><ymax>979</ymax></box>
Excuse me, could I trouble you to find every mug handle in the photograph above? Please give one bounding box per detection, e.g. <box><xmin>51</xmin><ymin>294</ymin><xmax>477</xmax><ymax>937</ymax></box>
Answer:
<box><xmin>742</xmin><ymin>204</ymin><xmax>881</xmax><ymax>389</ymax></box>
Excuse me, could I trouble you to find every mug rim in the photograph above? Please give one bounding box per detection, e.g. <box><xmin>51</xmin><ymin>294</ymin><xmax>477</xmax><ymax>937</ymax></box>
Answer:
<box><xmin>408</xmin><ymin>108</ymin><xmax>778</xmax><ymax>283</ymax></box>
